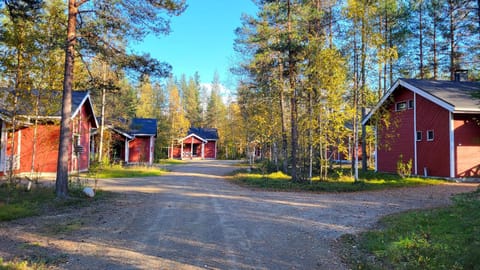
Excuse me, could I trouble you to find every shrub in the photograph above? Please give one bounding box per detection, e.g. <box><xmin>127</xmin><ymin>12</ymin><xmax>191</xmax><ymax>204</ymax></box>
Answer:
<box><xmin>397</xmin><ymin>154</ymin><xmax>412</xmax><ymax>178</ymax></box>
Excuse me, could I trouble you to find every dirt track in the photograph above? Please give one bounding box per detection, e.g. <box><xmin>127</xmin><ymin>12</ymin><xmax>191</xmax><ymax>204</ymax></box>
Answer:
<box><xmin>0</xmin><ymin>160</ymin><xmax>477</xmax><ymax>269</ymax></box>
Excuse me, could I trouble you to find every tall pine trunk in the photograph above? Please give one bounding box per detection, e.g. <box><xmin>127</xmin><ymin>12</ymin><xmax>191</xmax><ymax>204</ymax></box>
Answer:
<box><xmin>56</xmin><ymin>0</ymin><xmax>77</xmax><ymax>198</ymax></box>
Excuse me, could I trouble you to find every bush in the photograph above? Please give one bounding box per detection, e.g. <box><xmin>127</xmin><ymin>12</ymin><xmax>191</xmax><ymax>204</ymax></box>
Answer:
<box><xmin>396</xmin><ymin>154</ymin><xmax>412</xmax><ymax>178</ymax></box>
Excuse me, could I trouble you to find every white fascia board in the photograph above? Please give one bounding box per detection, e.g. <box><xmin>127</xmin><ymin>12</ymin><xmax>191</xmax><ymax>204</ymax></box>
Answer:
<box><xmin>362</xmin><ymin>79</ymin><xmax>456</xmax><ymax>126</ymax></box>
<box><xmin>71</xmin><ymin>92</ymin><xmax>99</xmax><ymax>128</ymax></box>
<box><xmin>180</xmin><ymin>133</ymin><xmax>207</xmax><ymax>143</ymax></box>
<box><xmin>400</xmin><ymin>81</ymin><xmax>455</xmax><ymax>112</ymax></box>
<box><xmin>111</xmin><ymin>128</ymin><xmax>134</xmax><ymax>139</ymax></box>
<box><xmin>71</xmin><ymin>93</ymin><xmax>89</xmax><ymax>119</ymax></box>
<box><xmin>362</xmin><ymin>80</ymin><xmax>402</xmax><ymax>126</ymax></box>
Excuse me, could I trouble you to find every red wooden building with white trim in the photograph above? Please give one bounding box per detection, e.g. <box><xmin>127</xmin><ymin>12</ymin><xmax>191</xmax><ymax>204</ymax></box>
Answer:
<box><xmin>0</xmin><ymin>91</ymin><xmax>98</xmax><ymax>177</ymax></box>
<box><xmin>109</xmin><ymin>118</ymin><xmax>157</xmax><ymax>165</ymax></box>
<box><xmin>363</xmin><ymin>79</ymin><xmax>480</xmax><ymax>178</ymax></box>
<box><xmin>170</xmin><ymin>127</ymin><xmax>219</xmax><ymax>159</ymax></box>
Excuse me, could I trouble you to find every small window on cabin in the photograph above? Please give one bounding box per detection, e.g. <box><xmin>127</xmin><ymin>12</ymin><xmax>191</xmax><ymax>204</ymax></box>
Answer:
<box><xmin>408</xmin><ymin>100</ymin><xmax>414</xmax><ymax>109</ymax></box>
<box><xmin>395</xmin><ymin>101</ymin><xmax>407</xmax><ymax>111</ymax></box>
<box><xmin>73</xmin><ymin>134</ymin><xmax>80</xmax><ymax>146</ymax></box>
<box><xmin>427</xmin><ymin>130</ymin><xmax>434</xmax><ymax>141</ymax></box>
<box><xmin>416</xmin><ymin>131</ymin><xmax>422</xmax><ymax>141</ymax></box>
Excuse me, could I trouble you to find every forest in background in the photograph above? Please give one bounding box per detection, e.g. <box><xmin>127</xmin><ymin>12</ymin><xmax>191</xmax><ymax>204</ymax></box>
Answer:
<box><xmin>0</xmin><ymin>0</ymin><xmax>479</xmax><ymax>184</ymax></box>
<box><xmin>234</xmin><ymin>0</ymin><xmax>479</xmax><ymax>181</ymax></box>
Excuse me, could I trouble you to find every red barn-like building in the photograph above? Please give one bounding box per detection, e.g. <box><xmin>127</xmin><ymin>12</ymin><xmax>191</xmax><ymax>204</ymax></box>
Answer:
<box><xmin>363</xmin><ymin>79</ymin><xmax>480</xmax><ymax>178</ymax></box>
<box><xmin>170</xmin><ymin>127</ymin><xmax>219</xmax><ymax>159</ymax></box>
<box><xmin>0</xmin><ymin>91</ymin><xmax>98</xmax><ymax>177</ymax></box>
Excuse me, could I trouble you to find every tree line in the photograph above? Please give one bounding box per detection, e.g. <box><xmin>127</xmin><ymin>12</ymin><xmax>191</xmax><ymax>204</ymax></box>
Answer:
<box><xmin>233</xmin><ymin>0</ymin><xmax>479</xmax><ymax>182</ymax></box>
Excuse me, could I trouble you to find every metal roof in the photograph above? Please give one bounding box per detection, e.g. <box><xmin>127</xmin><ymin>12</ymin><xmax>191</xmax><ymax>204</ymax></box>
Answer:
<box><xmin>129</xmin><ymin>118</ymin><xmax>157</xmax><ymax>136</ymax></box>
<box><xmin>363</xmin><ymin>79</ymin><xmax>480</xmax><ymax>125</ymax></box>
<box><xmin>187</xmin><ymin>127</ymin><xmax>219</xmax><ymax>140</ymax></box>
<box><xmin>401</xmin><ymin>79</ymin><xmax>480</xmax><ymax>112</ymax></box>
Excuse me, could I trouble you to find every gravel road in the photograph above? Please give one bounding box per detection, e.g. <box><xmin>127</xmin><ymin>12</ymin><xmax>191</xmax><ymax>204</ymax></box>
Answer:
<box><xmin>0</xmin><ymin>160</ymin><xmax>477</xmax><ymax>269</ymax></box>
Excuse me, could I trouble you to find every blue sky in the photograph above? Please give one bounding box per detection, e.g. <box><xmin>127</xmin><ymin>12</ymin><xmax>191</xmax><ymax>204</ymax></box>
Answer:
<box><xmin>132</xmin><ymin>0</ymin><xmax>257</xmax><ymax>90</ymax></box>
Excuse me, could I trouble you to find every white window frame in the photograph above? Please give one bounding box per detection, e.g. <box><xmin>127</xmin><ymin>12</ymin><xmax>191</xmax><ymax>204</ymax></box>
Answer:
<box><xmin>395</xmin><ymin>101</ymin><xmax>407</xmax><ymax>111</ymax></box>
<box><xmin>427</xmin><ymin>130</ymin><xmax>434</xmax><ymax>141</ymax></box>
<box><xmin>416</xmin><ymin>131</ymin><xmax>422</xmax><ymax>141</ymax></box>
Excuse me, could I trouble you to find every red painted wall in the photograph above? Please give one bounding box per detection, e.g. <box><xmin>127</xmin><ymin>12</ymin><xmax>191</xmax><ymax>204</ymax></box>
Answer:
<box><xmin>204</xmin><ymin>141</ymin><xmax>216</xmax><ymax>159</ymax></box>
<box><xmin>454</xmin><ymin>114</ymin><xmax>480</xmax><ymax>177</ymax></box>
<box><xmin>171</xmin><ymin>143</ymin><xmax>182</xmax><ymax>158</ymax></box>
<box><xmin>2</xmin><ymin>102</ymin><xmax>93</xmax><ymax>175</ymax></box>
<box><xmin>377</xmin><ymin>87</ymin><xmax>415</xmax><ymax>174</ymax></box>
<box><xmin>129</xmin><ymin>136</ymin><xmax>151</xmax><ymax>163</ymax></box>
<box><xmin>415</xmin><ymin>94</ymin><xmax>451</xmax><ymax>177</ymax></box>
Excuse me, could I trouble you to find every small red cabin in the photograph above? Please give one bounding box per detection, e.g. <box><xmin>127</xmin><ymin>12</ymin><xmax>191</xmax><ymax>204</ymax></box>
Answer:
<box><xmin>0</xmin><ymin>91</ymin><xmax>98</xmax><ymax>177</ymax></box>
<box><xmin>109</xmin><ymin>118</ymin><xmax>157</xmax><ymax>165</ymax></box>
<box><xmin>170</xmin><ymin>127</ymin><xmax>219</xmax><ymax>159</ymax></box>
<box><xmin>363</xmin><ymin>79</ymin><xmax>480</xmax><ymax>178</ymax></box>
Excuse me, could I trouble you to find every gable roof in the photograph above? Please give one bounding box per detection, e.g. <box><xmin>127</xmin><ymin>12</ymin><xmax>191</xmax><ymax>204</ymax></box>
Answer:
<box><xmin>363</xmin><ymin>78</ymin><xmax>480</xmax><ymax>125</ymax></box>
<box><xmin>0</xmin><ymin>89</ymin><xmax>98</xmax><ymax>127</ymax></box>
<box><xmin>180</xmin><ymin>133</ymin><xmax>208</xmax><ymax>143</ymax></box>
<box><xmin>187</xmin><ymin>127</ymin><xmax>219</xmax><ymax>141</ymax></box>
<box><xmin>129</xmin><ymin>118</ymin><xmax>157</xmax><ymax>136</ymax></box>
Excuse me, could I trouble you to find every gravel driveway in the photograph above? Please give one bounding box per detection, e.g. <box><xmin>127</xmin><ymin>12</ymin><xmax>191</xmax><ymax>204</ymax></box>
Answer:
<box><xmin>0</xmin><ymin>160</ymin><xmax>477</xmax><ymax>269</ymax></box>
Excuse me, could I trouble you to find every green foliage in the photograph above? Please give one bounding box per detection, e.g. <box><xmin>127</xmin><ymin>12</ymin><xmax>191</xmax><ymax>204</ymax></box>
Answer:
<box><xmin>91</xmin><ymin>166</ymin><xmax>164</xmax><ymax>179</ymax></box>
<box><xmin>342</xmin><ymin>188</ymin><xmax>480</xmax><ymax>269</ymax></box>
<box><xmin>396</xmin><ymin>154</ymin><xmax>413</xmax><ymax>178</ymax></box>
<box><xmin>231</xmin><ymin>169</ymin><xmax>445</xmax><ymax>192</ymax></box>
<box><xmin>0</xmin><ymin>257</ymin><xmax>47</xmax><ymax>270</ymax></box>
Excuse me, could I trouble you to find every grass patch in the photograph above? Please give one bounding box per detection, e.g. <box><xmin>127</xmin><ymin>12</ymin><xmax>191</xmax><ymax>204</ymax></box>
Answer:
<box><xmin>0</xmin><ymin>183</ymin><xmax>111</xmax><ymax>222</ymax></box>
<box><xmin>88</xmin><ymin>166</ymin><xmax>165</xmax><ymax>179</ymax></box>
<box><xmin>158</xmin><ymin>159</ymin><xmax>184</xmax><ymax>165</ymax></box>
<box><xmin>340</xmin><ymin>188</ymin><xmax>480</xmax><ymax>269</ymax></box>
<box><xmin>231</xmin><ymin>169</ymin><xmax>446</xmax><ymax>192</ymax></box>
<box><xmin>0</xmin><ymin>257</ymin><xmax>48</xmax><ymax>270</ymax></box>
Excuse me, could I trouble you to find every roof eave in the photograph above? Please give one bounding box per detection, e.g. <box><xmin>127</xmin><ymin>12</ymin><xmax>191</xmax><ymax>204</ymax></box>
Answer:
<box><xmin>362</xmin><ymin>79</ymin><xmax>460</xmax><ymax>126</ymax></box>
<box><xmin>181</xmin><ymin>133</ymin><xmax>208</xmax><ymax>143</ymax></box>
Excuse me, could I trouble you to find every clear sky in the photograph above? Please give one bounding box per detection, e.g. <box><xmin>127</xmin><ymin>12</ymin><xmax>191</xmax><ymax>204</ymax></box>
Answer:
<box><xmin>132</xmin><ymin>0</ymin><xmax>258</xmax><ymax>91</ymax></box>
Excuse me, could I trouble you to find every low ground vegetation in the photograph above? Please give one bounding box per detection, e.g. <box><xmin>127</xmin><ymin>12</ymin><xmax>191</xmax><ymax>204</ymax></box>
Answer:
<box><xmin>340</xmin><ymin>187</ymin><xmax>480</xmax><ymax>269</ymax></box>
<box><xmin>231</xmin><ymin>167</ymin><xmax>446</xmax><ymax>192</ymax></box>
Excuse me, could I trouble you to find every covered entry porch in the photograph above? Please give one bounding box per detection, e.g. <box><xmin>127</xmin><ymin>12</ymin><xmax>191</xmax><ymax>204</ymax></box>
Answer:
<box><xmin>179</xmin><ymin>134</ymin><xmax>207</xmax><ymax>159</ymax></box>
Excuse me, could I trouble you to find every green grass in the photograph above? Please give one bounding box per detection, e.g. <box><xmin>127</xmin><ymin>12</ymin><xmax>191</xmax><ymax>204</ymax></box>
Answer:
<box><xmin>341</xmin><ymin>188</ymin><xmax>480</xmax><ymax>269</ymax></box>
<box><xmin>231</xmin><ymin>169</ymin><xmax>446</xmax><ymax>192</ymax></box>
<box><xmin>0</xmin><ymin>184</ymin><xmax>111</xmax><ymax>222</ymax></box>
<box><xmin>158</xmin><ymin>159</ymin><xmax>184</xmax><ymax>165</ymax></box>
<box><xmin>88</xmin><ymin>166</ymin><xmax>165</xmax><ymax>179</ymax></box>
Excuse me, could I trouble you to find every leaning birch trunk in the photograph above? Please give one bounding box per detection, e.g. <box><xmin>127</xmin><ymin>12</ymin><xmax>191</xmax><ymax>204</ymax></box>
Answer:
<box><xmin>56</xmin><ymin>0</ymin><xmax>77</xmax><ymax>198</ymax></box>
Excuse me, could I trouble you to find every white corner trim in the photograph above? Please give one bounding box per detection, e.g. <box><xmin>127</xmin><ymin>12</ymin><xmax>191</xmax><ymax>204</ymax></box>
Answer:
<box><xmin>449</xmin><ymin>112</ymin><xmax>455</xmax><ymax>178</ymax></box>
<box><xmin>413</xmin><ymin>92</ymin><xmax>418</xmax><ymax>175</ymax></box>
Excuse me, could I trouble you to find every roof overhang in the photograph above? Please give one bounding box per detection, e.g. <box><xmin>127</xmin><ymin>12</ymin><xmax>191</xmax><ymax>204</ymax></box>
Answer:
<box><xmin>362</xmin><ymin>79</ymin><xmax>469</xmax><ymax>126</ymax></box>
<box><xmin>109</xmin><ymin>127</ymin><xmax>134</xmax><ymax>139</ymax></box>
<box><xmin>72</xmin><ymin>92</ymin><xmax>99</xmax><ymax>128</ymax></box>
<box><xmin>180</xmin><ymin>133</ymin><xmax>208</xmax><ymax>143</ymax></box>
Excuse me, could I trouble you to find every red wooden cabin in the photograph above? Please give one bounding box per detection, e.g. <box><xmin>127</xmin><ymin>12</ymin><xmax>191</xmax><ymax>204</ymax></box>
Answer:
<box><xmin>0</xmin><ymin>91</ymin><xmax>98</xmax><ymax>177</ymax></box>
<box><xmin>363</xmin><ymin>78</ymin><xmax>480</xmax><ymax>178</ymax></box>
<box><xmin>109</xmin><ymin>118</ymin><xmax>157</xmax><ymax>165</ymax></box>
<box><xmin>170</xmin><ymin>127</ymin><xmax>219</xmax><ymax>159</ymax></box>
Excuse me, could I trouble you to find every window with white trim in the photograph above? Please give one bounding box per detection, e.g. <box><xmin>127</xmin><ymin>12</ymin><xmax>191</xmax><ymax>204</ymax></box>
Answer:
<box><xmin>395</xmin><ymin>101</ymin><xmax>407</xmax><ymax>111</ymax></box>
<box><xmin>427</xmin><ymin>130</ymin><xmax>434</xmax><ymax>141</ymax></box>
<box><xmin>416</xmin><ymin>131</ymin><xmax>422</xmax><ymax>141</ymax></box>
<box><xmin>408</xmin><ymin>100</ymin><xmax>414</xmax><ymax>109</ymax></box>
